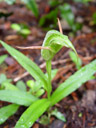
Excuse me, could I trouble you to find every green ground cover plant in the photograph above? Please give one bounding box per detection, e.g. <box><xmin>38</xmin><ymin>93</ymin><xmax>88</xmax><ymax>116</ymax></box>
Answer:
<box><xmin>39</xmin><ymin>3</ymin><xmax>82</xmax><ymax>32</ymax></box>
<box><xmin>0</xmin><ymin>0</ymin><xmax>83</xmax><ymax>32</ymax></box>
<box><xmin>0</xmin><ymin>29</ymin><xmax>96</xmax><ymax>128</ymax></box>
<box><xmin>11</xmin><ymin>23</ymin><xmax>31</xmax><ymax>38</ymax></box>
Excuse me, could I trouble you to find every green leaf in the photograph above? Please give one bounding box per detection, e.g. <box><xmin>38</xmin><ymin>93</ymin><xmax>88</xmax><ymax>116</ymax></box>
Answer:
<box><xmin>0</xmin><ymin>74</ymin><xmax>12</xmax><ymax>87</ymax></box>
<box><xmin>0</xmin><ymin>74</ymin><xmax>7</xmax><ymax>85</ymax></box>
<box><xmin>11</xmin><ymin>23</ymin><xmax>21</xmax><ymax>31</ymax></box>
<box><xmin>20</xmin><ymin>29</ymin><xmax>30</xmax><ymax>35</ymax></box>
<box><xmin>39</xmin><ymin>115</ymin><xmax>50</xmax><ymax>125</ymax></box>
<box><xmin>49</xmin><ymin>0</ymin><xmax>60</xmax><ymax>7</ymax></box>
<box><xmin>88</xmin><ymin>75</ymin><xmax>96</xmax><ymax>80</ymax></box>
<box><xmin>27</xmin><ymin>80</ymin><xmax>35</xmax><ymax>89</ymax></box>
<box><xmin>69</xmin><ymin>51</ymin><xmax>82</xmax><ymax>69</ymax></box>
<box><xmin>27</xmin><ymin>80</ymin><xmax>45</xmax><ymax>97</ymax></box>
<box><xmin>51</xmin><ymin>108</ymin><xmax>66</xmax><ymax>122</ymax></box>
<box><xmin>0</xmin><ymin>40</ymin><xmax>48</xmax><ymax>91</ymax></box>
<box><xmin>92</xmin><ymin>12</ymin><xmax>96</xmax><ymax>24</ymax></box>
<box><xmin>11</xmin><ymin>23</ymin><xmax>30</xmax><ymax>38</ymax></box>
<box><xmin>27</xmin><ymin>69</ymin><xmax>58</xmax><ymax>93</ymax></box>
<box><xmin>0</xmin><ymin>54</ymin><xmax>8</xmax><ymax>65</ymax></box>
<box><xmin>27</xmin><ymin>69</ymin><xmax>58</xmax><ymax>97</ymax></box>
<box><xmin>0</xmin><ymin>104</ymin><xmax>19</xmax><ymax>125</ymax></box>
<box><xmin>25</xmin><ymin>0</ymin><xmax>39</xmax><ymax>17</ymax></box>
<box><xmin>59</xmin><ymin>4</ymin><xmax>82</xmax><ymax>32</ymax></box>
<box><xmin>39</xmin><ymin>8</ymin><xmax>58</xmax><ymax>28</ymax></box>
<box><xmin>59</xmin><ymin>4</ymin><xmax>74</xmax><ymax>27</ymax></box>
<box><xmin>0</xmin><ymin>90</ymin><xmax>38</xmax><ymax>106</ymax></box>
<box><xmin>16</xmin><ymin>80</ymin><xmax>26</xmax><ymax>92</ymax></box>
<box><xmin>35</xmin><ymin>89</ymin><xmax>45</xmax><ymax>97</ymax></box>
<box><xmin>41</xmin><ymin>30</ymin><xmax>77</xmax><ymax>61</ymax></box>
<box><xmin>78</xmin><ymin>112</ymin><xmax>83</xmax><ymax>117</ymax></box>
<box><xmin>1</xmin><ymin>82</ymin><xmax>19</xmax><ymax>91</ymax></box>
<box><xmin>51</xmin><ymin>59</ymin><xmax>96</xmax><ymax>106</ymax></box>
<box><xmin>15</xmin><ymin>99</ymin><xmax>50</xmax><ymax>128</ymax></box>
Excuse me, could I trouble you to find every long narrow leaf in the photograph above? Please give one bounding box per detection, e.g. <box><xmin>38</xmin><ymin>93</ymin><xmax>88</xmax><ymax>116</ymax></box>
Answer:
<box><xmin>51</xmin><ymin>60</ymin><xmax>96</xmax><ymax>105</ymax></box>
<box><xmin>21</xmin><ymin>0</ymin><xmax>39</xmax><ymax>17</ymax></box>
<box><xmin>0</xmin><ymin>41</ymin><xmax>48</xmax><ymax>91</ymax></box>
<box><xmin>26</xmin><ymin>0</ymin><xmax>39</xmax><ymax>17</ymax></box>
<box><xmin>0</xmin><ymin>90</ymin><xmax>38</xmax><ymax>106</ymax></box>
<box><xmin>0</xmin><ymin>104</ymin><xmax>19</xmax><ymax>125</ymax></box>
<box><xmin>15</xmin><ymin>99</ymin><xmax>50</xmax><ymax>128</ymax></box>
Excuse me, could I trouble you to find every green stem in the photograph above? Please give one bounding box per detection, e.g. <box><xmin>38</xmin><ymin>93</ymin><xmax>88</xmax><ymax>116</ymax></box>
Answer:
<box><xmin>46</xmin><ymin>60</ymin><xmax>52</xmax><ymax>99</ymax></box>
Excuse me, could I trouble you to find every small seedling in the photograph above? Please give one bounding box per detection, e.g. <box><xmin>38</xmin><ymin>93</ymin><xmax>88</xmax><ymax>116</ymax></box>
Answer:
<box><xmin>0</xmin><ymin>27</ymin><xmax>96</xmax><ymax>127</ymax></box>
<box><xmin>78</xmin><ymin>112</ymin><xmax>83</xmax><ymax>118</ymax></box>
<box><xmin>39</xmin><ymin>108</ymin><xmax>66</xmax><ymax>125</ymax></box>
<box><xmin>11</xmin><ymin>23</ymin><xmax>31</xmax><ymax>38</ymax></box>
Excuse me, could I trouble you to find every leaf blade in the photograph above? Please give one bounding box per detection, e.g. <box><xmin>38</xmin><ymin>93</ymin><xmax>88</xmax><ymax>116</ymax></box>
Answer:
<box><xmin>0</xmin><ymin>40</ymin><xmax>48</xmax><ymax>91</ymax></box>
<box><xmin>15</xmin><ymin>99</ymin><xmax>50</xmax><ymax>128</ymax></box>
<box><xmin>22</xmin><ymin>0</ymin><xmax>39</xmax><ymax>17</ymax></box>
<box><xmin>51</xmin><ymin>108</ymin><xmax>66</xmax><ymax>122</ymax></box>
<box><xmin>0</xmin><ymin>104</ymin><xmax>19</xmax><ymax>125</ymax></box>
<box><xmin>51</xmin><ymin>60</ymin><xmax>96</xmax><ymax>105</ymax></box>
<box><xmin>0</xmin><ymin>90</ymin><xmax>38</xmax><ymax>106</ymax></box>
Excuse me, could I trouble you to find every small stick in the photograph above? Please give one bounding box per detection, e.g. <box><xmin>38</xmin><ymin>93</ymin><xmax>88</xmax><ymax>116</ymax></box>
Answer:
<box><xmin>16</xmin><ymin>46</ymin><xmax>51</xmax><ymax>51</ymax></box>
<box><xmin>57</xmin><ymin>18</ymin><xmax>63</xmax><ymax>34</ymax></box>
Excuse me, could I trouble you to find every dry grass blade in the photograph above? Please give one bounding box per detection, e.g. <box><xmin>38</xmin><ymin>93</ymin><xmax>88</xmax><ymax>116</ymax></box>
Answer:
<box><xmin>57</xmin><ymin>18</ymin><xmax>63</xmax><ymax>34</ymax></box>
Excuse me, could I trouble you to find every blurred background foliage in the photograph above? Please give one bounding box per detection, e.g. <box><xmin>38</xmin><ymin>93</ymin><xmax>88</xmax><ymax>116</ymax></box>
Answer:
<box><xmin>0</xmin><ymin>0</ymin><xmax>96</xmax><ymax>37</ymax></box>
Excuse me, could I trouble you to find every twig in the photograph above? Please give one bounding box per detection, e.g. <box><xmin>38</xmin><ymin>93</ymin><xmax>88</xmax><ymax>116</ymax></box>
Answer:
<box><xmin>16</xmin><ymin>46</ymin><xmax>52</xmax><ymax>51</ymax></box>
<box><xmin>14</xmin><ymin>72</ymin><xmax>29</xmax><ymax>82</ymax></box>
